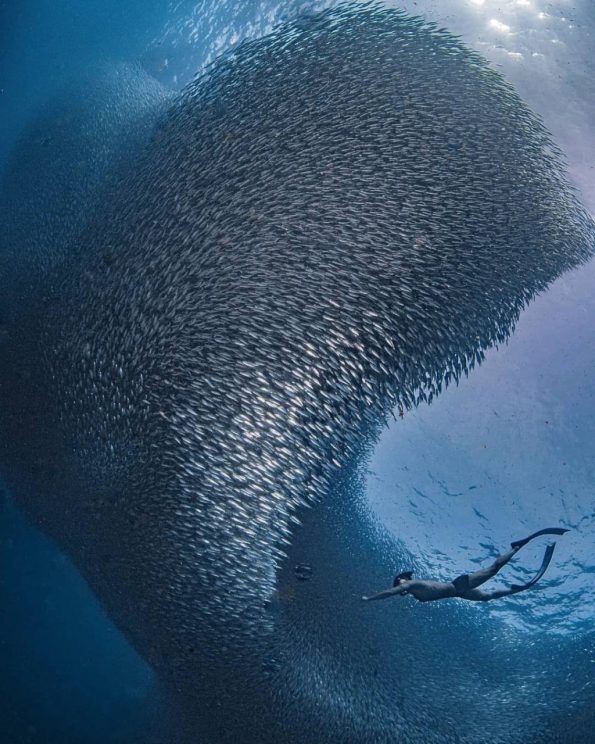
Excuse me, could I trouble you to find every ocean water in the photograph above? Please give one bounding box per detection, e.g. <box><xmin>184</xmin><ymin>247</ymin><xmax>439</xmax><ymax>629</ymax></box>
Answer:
<box><xmin>0</xmin><ymin>1</ymin><xmax>593</xmax><ymax>743</ymax></box>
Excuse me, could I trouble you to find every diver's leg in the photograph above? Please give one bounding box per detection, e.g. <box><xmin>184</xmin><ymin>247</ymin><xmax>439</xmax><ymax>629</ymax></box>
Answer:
<box><xmin>457</xmin><ymin>587</ymin><xmax>517</xmax><ymax>602</ymax></box>
<box><xmin>467</xmin><ymin>530</ymin><xmax>567</xmax><ymax>590</ymax></box>
<box><xmin>465</xmin><ymin>547</ymin><xmax>519</xmax><ymax>590</ymax></box>
<box><xmin>461</xmin><ymin>544</ymin><xmax>556</xmax><ymax>600</ymax></box>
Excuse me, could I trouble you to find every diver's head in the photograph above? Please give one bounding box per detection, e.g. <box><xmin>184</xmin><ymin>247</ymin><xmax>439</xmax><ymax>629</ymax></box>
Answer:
<box><xmin>393</xmin><ymin>571</ymin><xmax>413</xmax><ymax>587</ymax></box>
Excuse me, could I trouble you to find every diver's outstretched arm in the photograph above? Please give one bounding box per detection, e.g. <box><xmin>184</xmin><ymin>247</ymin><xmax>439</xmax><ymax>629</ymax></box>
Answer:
<box><xmin>362</xmin><ymin>586</ymin><xmax>407</xmax><ymax>601</ymax></box>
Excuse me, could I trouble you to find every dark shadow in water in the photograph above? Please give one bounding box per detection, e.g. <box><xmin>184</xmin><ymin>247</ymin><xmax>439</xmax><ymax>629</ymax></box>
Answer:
<box><xmin>0</xmin><ymin>494</ymin><xmax>166</xmax><ymax>744</ymax></box>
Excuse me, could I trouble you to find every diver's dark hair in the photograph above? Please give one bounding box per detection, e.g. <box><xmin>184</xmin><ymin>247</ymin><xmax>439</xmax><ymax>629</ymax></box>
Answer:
<box><xmin>393</xmin><ymin>571</ymin><xmax>413</xmax><ymax>587</ymax></box>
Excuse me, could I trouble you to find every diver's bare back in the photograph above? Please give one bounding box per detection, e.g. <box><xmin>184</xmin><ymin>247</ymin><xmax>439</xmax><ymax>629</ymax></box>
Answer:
<box><xmin>363</xmin><ymin>578</ymin><xmax>459</xmax><ymax>603</ymax></box>
<box><xmin>399</xmin><ymin>580</ymin><xmax>457</xmax><ymax>603</ymax></box>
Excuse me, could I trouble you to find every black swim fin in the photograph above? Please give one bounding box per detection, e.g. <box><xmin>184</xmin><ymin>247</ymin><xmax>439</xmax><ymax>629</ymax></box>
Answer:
<box><xmin>509</xmin><ymin>543</ymin><xmax>556</xmax><ymax>594</ymax></box>
<box><xmin>511</xmin><ymin>527</ymin><xmax>569</xmax><ymax>550</ymax></box>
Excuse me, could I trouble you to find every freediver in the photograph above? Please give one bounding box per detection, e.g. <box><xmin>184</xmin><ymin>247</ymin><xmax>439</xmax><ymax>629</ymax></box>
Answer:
<box><xmin>362</xmin><ymin>527</ymin><xmax>569</xmax><ymax>603</ymax></box>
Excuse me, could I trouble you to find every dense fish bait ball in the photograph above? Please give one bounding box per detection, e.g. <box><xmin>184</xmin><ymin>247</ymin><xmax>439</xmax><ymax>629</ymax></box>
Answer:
<box><xmin>0</xmin><ymin>4</ymin><xmax>593</xmax><ymax>743</ymax></box>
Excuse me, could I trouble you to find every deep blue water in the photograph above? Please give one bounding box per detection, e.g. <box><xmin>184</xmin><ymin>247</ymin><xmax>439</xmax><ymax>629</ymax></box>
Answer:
<box><xmin>1</xmin><ymin>1</ymin><xmax>594</xmax><ymax>742</ymax></box>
